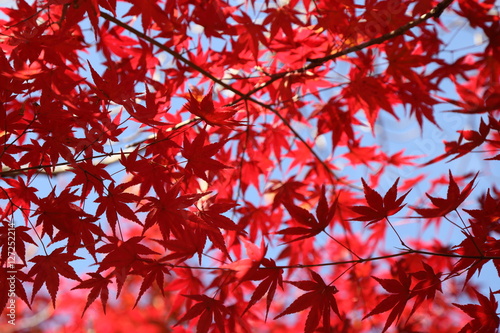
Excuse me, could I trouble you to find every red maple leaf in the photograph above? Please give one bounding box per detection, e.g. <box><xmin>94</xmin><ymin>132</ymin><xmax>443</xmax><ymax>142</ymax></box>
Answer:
<box><xmin>71</xmin><ymin>272</ymin><xmax>113</xmax><ymax>315</ymax></box>
<box><xmin>241</xmin><ymin>257</ymin><xmax>283</xmax><ymax>321</ymax></box>
<box><xmin>450</xmin><ymin>220</ymin><xmax>498</xmax><ymax>286</ymax></box>
<box><xmin>156</xmin><ymin>225</ymin><xmax>206</xmax><ymax>264</ymax></box>
<box><xmin>266</xmin><ymin>177</ymin><xmax>307</xmax><ymax>210</ymax></box>
<box><xmin>88</xmin><ymin>61</ymin><xmax>134</xmax><ymax>105</ymax></box>
<box><xmin>350</xmin><ymin>178</ymin><xmax>411</xmax><ymax>225</ymax></box>
<box><xmin>33</xmin><ymin>187</ymin><xmax>94</xmax><ymax>243</ymax></box>
<box><xmin>67</xmin><ymin>160</ymin><xmax>113</xmax><ymax>197</ymax></box>
<box><xmin>277</xmin><ymin>186</ymin><xmax>338</xmax><ymax>243</ymax></box>
<box><xmin>95</xmin><ymin>180</ymin><xmax>142</xmax><ymax>235</ymax></box>
<box><xmin>0</xmin><ymin>265</ymin><xmax>32</xmax><ymax>313</ymax></box>
<box><xmin>50</xmin><ymin>215</ymin><xmax>104</xmax><ymax>260</ymax></box>
<box><xmin>175</xmin><ymin>294</ymin><xmax>229</xmax><ymax>333</ymax></box>
<box><xmin>184</xmin><ymin>87</ymin><xmax>241</xmax><ymax>127</ymax></box>
<box><xmin>409</xmin><ymin>262</ymin><xmax>443</xmax><ymax>317</ymax></box>
<box><xmin>97</xmin><ymin>236</ymin><xmax>159</xmax><ymax>296</ymax></box>
<box><xmin>363</xmin><ymin>270</ymin><xmax>412</xmax><ymax>333</ymax></box>
<box><xmin>453</xmin><ymin>289</ymin><xmax>500</xmax><ymax>333</ymax></box>
<box><xmin>0</xmin><ymin>221</ymin><xmax>36</xmax><ymax>265</ymax></box>
<box><xmin>182</xmin><ymin>131</ymin><xmax>231</xmax><ymax>181</ymax></box>
<box><xmin>0</xmin><ymin>176</ymin><xmax>38</xmax><ymax>221</ymax></box>
<box><xmin>139</xmin><ymin>181</ymin><xmax>208</xmax><ymax>242</ymax></box>
<box><xmin>123</xmin><ymin>0</ymin><xmax>173</xmax><ymax>32</ymax></box>
<box><xmin>412</xmin><ymin>170</ymin><xmax>478</xmax><ymax>218</ymax></box>
<box><xmin>275</xmin><ymin>269</ymin><xmax>340</xmax><ymax>333</ymax></box>
<box><xmin>196</xmin><ymin>196</ymin><xmax>240</xmax><ymax>231</ymax></box>
<box><xmin>131</xmin><ymin>257</ymin><xmax>171</xmax><ymax>308</ymax></box>
<box><xmin>28</xmin><ymin>247</ymin><xmax>82</xmax><ymax>307</ymax></box>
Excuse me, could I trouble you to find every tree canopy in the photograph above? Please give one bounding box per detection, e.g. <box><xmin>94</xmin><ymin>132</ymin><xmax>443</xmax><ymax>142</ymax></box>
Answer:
<box><xmin>1</xmin><ymin>0</ymin><xmax>499</xmax><ymax>332</ymax></box>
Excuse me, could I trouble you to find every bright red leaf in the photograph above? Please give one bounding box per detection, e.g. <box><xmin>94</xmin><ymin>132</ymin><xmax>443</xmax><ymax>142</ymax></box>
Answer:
<box><xmin>1</xmin><ymin>1</ymin><xmax>499</xmax><ymax>332</ymax></box>
<box><xmin>275</xmin><ymin>269</ymin><xmax>340</xmax><ymax>333</ymax></box>
<box><xmin>184</xmin><ymin>87</ymin><xmax>241</xmax><ymax>127</ymax></box>
<box><xmin>182</xmin><ymin>131</ymin><xmax>231</xmax><ymax>181</ymax></box>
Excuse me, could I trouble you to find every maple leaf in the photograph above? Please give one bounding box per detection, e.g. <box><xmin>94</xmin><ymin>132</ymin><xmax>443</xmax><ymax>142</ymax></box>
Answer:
<box><xmin>188</xmin><ymin>213</ymin><xmax>233</xmax><ymax>260</ymax></box>
<box><xmin>0</xmin><ymin>176</ymin><xmax>38</xmax><ymax>221</ymax></box>
<box><xmin>67</xmin><ymin>160</ymin><xmax>113</xmax><ymax>197</ymax></box>
<box><xmin>409</xmin><ymin>262</ymin><xmax>443</xmax><ymax>317</ymax></box>
<box><xmin>28</xmin><ymin>248</ymin><xmax>82</xmax><ymax>307</ymax></box>
<box><xmin>88</xmin><ymin>62</ymin><xmax>134</xmax><ymax>105</ymax></box>
<box><xmin>450</xmin><ymin>221</ymin><xmax>495</xmax><ymax>286</ymax></box>
<box><xmin>32</xmin><ymin>187</ymin><xmax>84</xmax><ymax>241</ymax></box>
<box><xmin>222</xmin><ymin>238</ymin><xmax>267</xmax><ymax>281</ymax></box>
<box><xmin>196</xmin><ymin>196</ymin><xmax>240</xmax><ymax>231</ymax></box>
<box><xmin>182</xmin><ymin>131</ymin><xmax>231</xmax><ymax>181</ymax></box>
<box><xmin>277</xmin><ymin>186</ymin><xmax>338</xmax><ymax>243</ymax></box>
<box><xmin>275</xmin><ymin>269</ymin><xmax>340</xmax><ymax>333</ymax></box>
<box><xmin>424</xmin><ymin>118</ymin><xmax>491</xmax><ymax>164</ymax></box>
<box><xmin>131</xmin><ymin>258</ymin><xmax>171</xmax><ymax>308</ymax></box>
<box><xmin>184</xmin><ymin>87</ymin><xmax>241</xmax><ymax>127</ymax></box>
<box><xmin>363</xmin><ymin>270</ymin><xmax>412</xmax><ymax>333</ymax></box>
<box><xmin>165</xmin><ymin>268</ymin><xmax>205</xmax><ymax>314</ymax></box>
<box><xmin>453</xmin><ymin>289</ymin><xmax>500</xmax><ymax>333</ymax></box>
<box><xmin>139</xmin><ymin>181</ymin><xmax>208</xmax><ymax>242</ymax></box>
<box><xmin>0</xmin><ymin>221</ymin><xmax>36</xmax><ymax>265</ymax></box>
<box><xmin>123</xmin><ymin>0</ymin><xmax>173</xmax><ymax>32</ymax></box>
<box><xmin>95</xmin><ymin>180</ymin><xmax>142</xmax><ymax>235</ymax></box>
<box><xmin>233</xmin><ymin>11</ymin><xmax>268</xmax><ymax>60</ymax></box>
<box><xmin>412</xmin><ymin>170</ymin><xmax>478</xmax><ymax>218</ymax></box>
<box><xmin>156</xmin><ymin>225</ymin><xmax>206</xmax><ymax>264</ymax></box>
<box><xmin>191</xmin><ymin>0</ymin><xmax>232</xmax><ymax>38</ymax></box>
<box><xmin>97</xmin><ymin>236</ymin><xmax>159</xmax><ymax>296</ymax></box>
<box><xmin>241</xmin><ymin>257</ymin><xmax>283</xmax><ymax>321</ymax></box>
<box><xmin>263</xmin><ymin>5</ymin><xmax>303</xmax><ymax>41</ymax></box>
<box><xmin>3</xmin><ymin>0</ymin><xmax>500</xmax><ymax>330</ymax></box>
<box><xmin>350</xmin><ymin>178</ymin><xmax>411</xmax><ymax>225</ymax></box>
<box><xmin>266</xmin><ymin>178</ymin><xmax>307</xmax><ymax>210</ymax></box>
<box><xmin>175</xmin><ymin>294</ymin><xmax>229</xmax><ymax>333</ymax></box>
<box><xmin>129</xmin><ymin>85</ymin><xmax>170</xmax><ymax>126</ymax></box>
<box><xmin>71</xmin><ymin>272</ymin><xmax>113</xmax><ymax>315</ymax></box>
<box><xmin>51</xmin><ymin>215</ymin><xmax>104</xmax><ymax>260</ymax></box>
<box><xmin>0</xmin><ymin>265</ymin><xmax>32</xmax><ymax>313</ymax></box>
<box><xmin>464</xmin><ymin>188</ymin><xmax>500</xmax><ymax>231</ymax></box>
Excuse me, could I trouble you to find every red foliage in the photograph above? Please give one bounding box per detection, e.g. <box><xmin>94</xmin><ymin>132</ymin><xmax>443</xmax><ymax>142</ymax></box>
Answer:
<box><xmin>0</xmin><ymin>0</ymin><xmax>499</xmax><ymax>332</ymax></box>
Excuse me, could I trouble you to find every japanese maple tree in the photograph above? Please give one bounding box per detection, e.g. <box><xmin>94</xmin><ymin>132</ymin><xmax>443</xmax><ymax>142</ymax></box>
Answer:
<box><xmin>1</xmin><ymin>0</ymin><xmax>500</xmax><ymax>332</ymax></box>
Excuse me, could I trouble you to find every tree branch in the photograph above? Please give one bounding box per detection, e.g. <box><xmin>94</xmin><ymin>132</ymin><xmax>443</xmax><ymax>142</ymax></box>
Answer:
<box><xmin>230</xmin><ymin>0</ymin><xmax>455</xmax><ymax>105</ymax></box>
<box><xmin>170</xmin><ymin>249</ymin><xmax>498</xmax><ymax>271</ymax></box>
<box><xmin>0</xmin><ymin>118</ymin><xmax>198</xmax><ymax>177</ymax></box>
<box><xmin>99</xmin><ymin>12</ymin><xmax>347</xmax><ymax>186</ymax></box>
